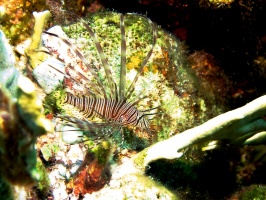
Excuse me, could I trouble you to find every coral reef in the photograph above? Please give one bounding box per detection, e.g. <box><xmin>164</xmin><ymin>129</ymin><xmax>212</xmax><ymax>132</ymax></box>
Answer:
<box><xmin>99</xmin><ymin>0</ymin><xmax>266</xmax><ymax>109</ymax></box>
<box><xmin>46</xmin><ymin>0</ymin><xmax>104</xmax><ymax>25</ymax></box>
<box><xmin>34</xmin><ymin>11</ymin><xmax>229</xmax><ymax>148</ymax></box>
<box><xmin>0</xmin><ymin>0</ymin><xmax>266</xmax><ymax>199</ymax></box>
<box><xmin>10</xmin><ymin>3</ymin><xmax>266</xmax><ymax>199</ymax></box>
<box><xmin>25</xmin><ymin>10</ymin><xmax>234</xmax><ymax>199</ymax></box>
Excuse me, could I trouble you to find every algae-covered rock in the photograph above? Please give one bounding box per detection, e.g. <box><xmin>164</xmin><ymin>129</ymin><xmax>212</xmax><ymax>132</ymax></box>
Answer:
<box><xmin>35</xmin><ymin>158</ymin><xmax>50</xmax><ymax>198</ymax></box>
<box><xmin>238</xmin><ymin>185</ymin><xmax>266</xmax><ymax>200</ymax></box>
<box><xmin>34</xmin><ymin>11</ymin><xmax>229</xmax><ymax>148</ymax></box>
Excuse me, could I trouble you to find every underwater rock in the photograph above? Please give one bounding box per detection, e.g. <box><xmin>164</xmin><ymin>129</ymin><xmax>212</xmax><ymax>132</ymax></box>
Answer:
<box><xmin>33</xmin><ymin>25</ymin><xmax>77</xmax><ymax>94</ymax></box>
<box><xmin>33</xmin><ymin>56</ymin><xmax>65</xmax><ymax>94</ymax></box>
<box><xmin>60</xmin><ymin>125</ymin><xmax>84</xmax><ymax>144</ymax></box>
<box><xmin>83</xmin><ymin>157</ymin><xmax>178</xmax><ymax>200</ymax></box>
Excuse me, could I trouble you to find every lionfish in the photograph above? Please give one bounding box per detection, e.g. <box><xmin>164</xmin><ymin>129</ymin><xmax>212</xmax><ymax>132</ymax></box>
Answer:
<box><xmin>41</xmin><ymin>12</ymin><xmax>159</xmax><ymax>143</ymax></box>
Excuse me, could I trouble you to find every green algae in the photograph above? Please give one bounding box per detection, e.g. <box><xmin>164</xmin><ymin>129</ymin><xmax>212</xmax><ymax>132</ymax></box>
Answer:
<box><xmin>91</xmin><ymin>141</ymin><xmax>112</xmax><ymax>165</ymax></box>
<box><xmin>43</xmin><ymin>86</ymin><xmax>67</xmax><ymax>116</ymax></box>
<box><xmin>238</xmin><ymin>185</ymin><xmax>266</xmax><ymax>200</ymax></box>
<box><xmin>133</xmin><ymin>149</ymin><xmax>148</xmax><ymax>170</ymax></box>
<box><xmin>35</xmin><ymin>158</ymin><xmax>50</xmax><ymax>196</ymax></box>
<box><xmin>40</xmin><ymin>143</ymin><xmax>60</xmax><ymax>161</ymax></box>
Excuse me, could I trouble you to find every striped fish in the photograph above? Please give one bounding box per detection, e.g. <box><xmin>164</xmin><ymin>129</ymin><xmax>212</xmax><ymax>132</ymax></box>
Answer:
<box><xmin>43</xmin><ymin>13</ymin><xmax>158</xmax><ymax>142</ymax></box>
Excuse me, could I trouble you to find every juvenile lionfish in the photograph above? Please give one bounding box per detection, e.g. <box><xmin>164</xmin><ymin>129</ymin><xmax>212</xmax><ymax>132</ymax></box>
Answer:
<box><xmin>40</xmin><ymin>12</ymin><xmax>159</xmax><ymax>143</ymax></box>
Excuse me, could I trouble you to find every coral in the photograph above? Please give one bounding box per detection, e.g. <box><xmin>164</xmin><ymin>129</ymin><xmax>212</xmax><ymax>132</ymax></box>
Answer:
<box><xmin>46</xmin><ymin>0</ymin><xmax>104</xmax><ymax>23</ymax></box>
<box><xmin>0</xmin><ymin>75</ymin><xmax>52</xmax><ymax>186</ymax></box>
<box><xmin>25</xmin><ymin>10</ymin><xmax>51</xmax><ymax>69</ymax></box>
<box><xmin>0</xmin><ymin>29</ymin><xmax>20</xmax><ymax>97</ymax></box>
<box><xmin>0</xmin><ymin>28</ymin><xmax>52</xmax><ymax>187</ymax></box>
<box><xmin>188</xmin><ymin>51</ymin><xmax>232</xmax><ymax>106</ymax></box>
<box><xmin>132</xmin><ymin>94</ymin><xmax>266</xmax><ymax>167</ymax></box>
<box><xmin>199</xmin><ymin>0</ymin><xmax>234</xmax><ymax>8</ymax></box>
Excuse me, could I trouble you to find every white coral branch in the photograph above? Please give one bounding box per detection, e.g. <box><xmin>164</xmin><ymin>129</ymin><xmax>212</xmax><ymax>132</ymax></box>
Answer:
<box><xmin>137</xmin><ymin>95</ymin><xmax>266</xmax><ymax>167</ymax></box>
